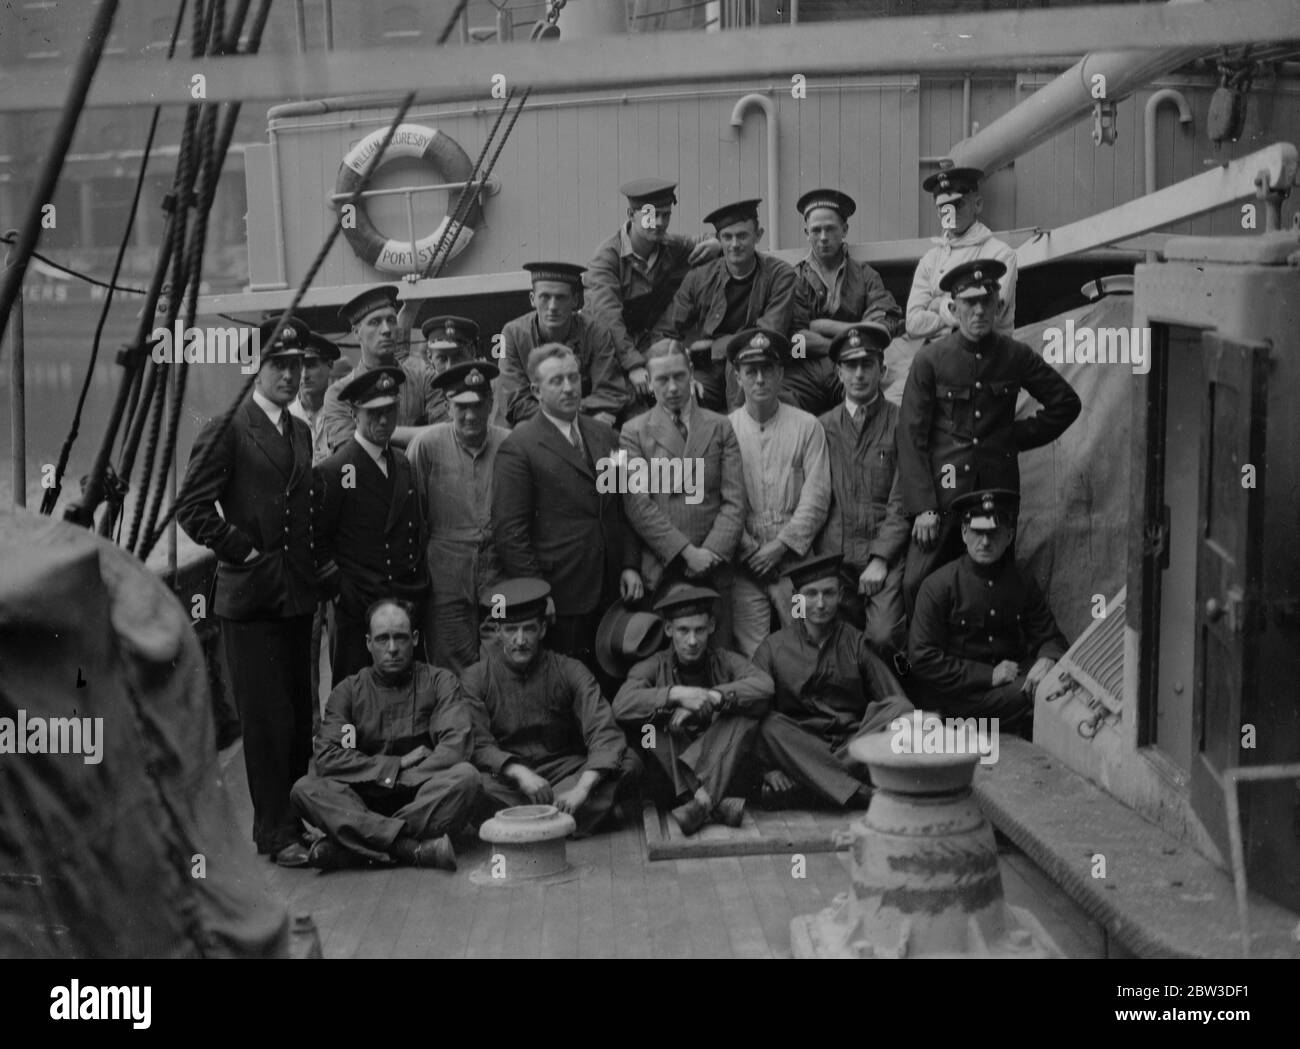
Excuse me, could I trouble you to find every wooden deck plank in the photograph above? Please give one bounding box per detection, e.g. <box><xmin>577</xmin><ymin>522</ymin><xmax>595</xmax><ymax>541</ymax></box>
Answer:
<box><xmin>575</xmin><ymin>833</ymin><xmax>616</xmax><ymax>959</ymax></box>
<box><xmin>431</xmin><ymin>841</ymin><xmax>487</xmax><ymax>958</ymax></box>
<box><xmin>642</xmin><ymin>839</ymin><xmax>693</xmax><ymax>959</ymax></box>
<box><xmin>463</xmin><ymin>856</ymin><xmax>512</xmax><ymax>959</ymax></box>
<box><xmin>737</xmin><ymin>850</ymin><xmax>798</xmax><ymax>959</ymax></box>
<box><xmin>355</xmin><ymin>866</ymin><xmax>424</xmax><ymax>959</ymax></box>
<box><xmin>319</xmin><ymin>864</ymin><xmax>393</xmax><ymax>959</ymax></box>
<box><xmin>675</xmin><ymin>857</ymin><xmax>734</xmax><ymax>959</ymax></box>
<box><xmin>498</xmin><ymin>881</ymin><xmax>546</xmax><ymax>959</ymax></box>
<box><xmin>706</xmin><ymin>856</ymin><xmax>773</xmax><ymax>959</ymax></box>
<box><xmin>538</xmin><ymin>871</ymin><xmax>582</xmax><ymax>959</ymax></box>
<box><xmin>609</xmin><ymin>816</ymin><xmax>654</xmax><ymax>959</ymax></box>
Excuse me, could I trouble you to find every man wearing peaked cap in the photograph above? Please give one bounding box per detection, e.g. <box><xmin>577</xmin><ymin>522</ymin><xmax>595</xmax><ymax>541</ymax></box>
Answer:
<box><xmin>176</xmin><ymin>312</ymin><xmax>319</xmax><ymax>867</ymax></box>
<box><xmin>748</xmin><ymin>552</ymin><xmax>913</xmax><ymax>810</ymax></box>
<box><xmin>461</xmin><ymin>578</ymin><xmax>642</xmax><ymax>838</ymax></box>
<box><xmin>908</xmin><ymin>488</ymin><xmax>1068</xmax><ymax>737</ymax></box>
<box><xmin>789</xmin><ymin>188</ymin><xmax>903</xmax><ymax>416</ymax></box>
<box><xmin>656</xmin><ymin>197</ymin><xmax>798</xmax><ymax>413</ymax></box>
<box><xmin>898</xmin><ymin>254</ymin><xmax>1080</xmax><ymax>616</ymax></box>
<box><xmin>585</xmin><ymin>177</ymin><xmax>722</xmax><ymax>411</ymax></box>
<box><xmin>726</xmin><ymin>326</ymin><xmax>832</xmax><ymax>659</ymax></box>
<box><xmin>407</xmin><ymin>359</ymin><xmax>511</xmax><ymax>675</ymax></box>
<box><xmin>492</xmin><ymin>261</ymin><xmax>632</xmax><ymax>427</ymax></box>
<box><xmin>613</xmin><ymin>583</ymin><xmax>775</xmax><ymax>836</ymax></box>
<box><xmin>816</xmin><ymin>322</ymin><xmax>910</xmax><ymax>660</ymax></box>
<box><xmin>319</xmin><ymin>284</ymin><xmax>441</xmax><ymax>455</ymax></box>
<box><xmin>905</xmin><ymin>165</ymin><xmax>1017</xmax><ymax>346</ymax></box>
<box><xmin>608</xmin><ymin>582</ymin><xmax>769</xmax><ymax>837</ymax></box>
<box><xmin>421</xmin><ymin>315</ymin><xmax>479</xmax><ymax>369</ymax></box>
<box><xmin>313</xmin><ymin>362</ymin><xmax>430</xmax><ymax>682</ymax></box>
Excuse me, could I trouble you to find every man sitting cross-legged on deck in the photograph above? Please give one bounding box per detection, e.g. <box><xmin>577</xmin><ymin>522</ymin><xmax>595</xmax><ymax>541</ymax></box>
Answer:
<box><xmin>464</xmin><ymin>578</ymin><xmax>642</xmax><ymax>838</ymax></box>
<box><xmin>613</xmin><ymin>584</ymin><xmax>774</xmax><ymax>836</ymax></box>
<box><xmin>291</xmin><ymin>598</ymin><xmax>482</xmax><ymax>872</ymax></box>
<box><xmin>751</xmin><ymin>553</ymin><xmax>913</xmax><ymax>810</ymax></box>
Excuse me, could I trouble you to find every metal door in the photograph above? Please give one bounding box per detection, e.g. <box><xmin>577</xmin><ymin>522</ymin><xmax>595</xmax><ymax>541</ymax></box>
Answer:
<box><xmin>1188</xmin><ymin>334</ymin><xmax>1268</xmax><ymax>867</ymax></box>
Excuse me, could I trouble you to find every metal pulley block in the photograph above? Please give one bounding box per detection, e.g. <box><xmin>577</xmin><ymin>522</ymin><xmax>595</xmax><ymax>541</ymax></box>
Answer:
<box><xmin>1092</xmin><ymin>100</ymin><xmax>1118</xmax><ymax>146</ymax></box>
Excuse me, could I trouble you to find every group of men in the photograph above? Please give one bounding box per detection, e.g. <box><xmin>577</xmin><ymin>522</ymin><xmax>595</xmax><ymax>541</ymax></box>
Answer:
<box><xmin>176</xmin><ymin>164</ymin><xmax>1080</xmax><ymax>869</ymax></box>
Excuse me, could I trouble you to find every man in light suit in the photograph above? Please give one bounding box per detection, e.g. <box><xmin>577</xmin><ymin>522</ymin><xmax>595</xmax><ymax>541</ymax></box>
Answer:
<box><xmin>619</xmin><ymin>338</ymin><xmax>745</xmax><ymax>648</ymax></box>
<box><xmin>491</xmin><ymin>344</ymin><xmax>644</xmax><ymax>671</ymax></box>
<box><xmin>313</xmin><ymin>366</ymin><xmax>429</xmax><ymax>682</ymax></box>
<box><xmin>176</xmin><ymin>317</ymin><xmax>320</xmax><ymax>867</ymax></box>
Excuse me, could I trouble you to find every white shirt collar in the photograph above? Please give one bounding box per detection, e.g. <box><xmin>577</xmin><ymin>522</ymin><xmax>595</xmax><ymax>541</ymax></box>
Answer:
<box><xmin>844</xmin><ymin>391</ymin><xmax>880</xmax><ymax>419</ymax></box>
<box><xmin>354</xmin><ymin>430</ymin><xmax>388</xmax><ymax>471</ymax></box>
<box><xmin>541</xmin><ymin>409</ymin><xmax>580</xmax><ymax>442</ymax></box>
<box><xmin>252</xmin><ymin>388</ymin><xmax>284</xmax><ymax>428</ymax></box>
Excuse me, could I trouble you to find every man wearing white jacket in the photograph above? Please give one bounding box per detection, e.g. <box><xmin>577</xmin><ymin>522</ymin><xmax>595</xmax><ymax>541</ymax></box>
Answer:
<box><xmin>905</xmin><ymin>167</ymin><xmax>1017</xmax><ymax>339</ymax></box>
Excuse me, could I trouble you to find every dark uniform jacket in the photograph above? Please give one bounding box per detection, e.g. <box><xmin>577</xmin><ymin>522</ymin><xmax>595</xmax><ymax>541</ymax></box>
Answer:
<box><xmin>584</xmin><ymin>225</ymin><xmax>698</xmax><ymax>366</ymax></box>
<box><xmin>753</xmin><ymin>619</ymin><xmax>909</xmax><ymax>745</ymax></box>
<box><xmin>613</xmin><ymin>647</ymin><xmax>774</xmax><ymax>723</ymax></box>
<box><xmin>320</xmin><ymin>356</ymin><xmax>438</xmax><ymax>454</ymax></box>
<box><xmin>898</xmin><ymin>330</ymin><xmax>1081</xmax><ymax>515</ymax></box>
<box><xmin>314</xmin><ymin>663</ymin><xmax>471</xmax><ymax>789</ymax></box>
<box><xmin>462</xmin><ymin>647</ymin><xmax>629</xmax><ymax>777</ymax></box>
<box><xmin>492</xmin><ymin>412</ymin><xmax>639</xmax><ymax>617</ymax></box>
<box><xmin>656</xmin><ymin>252</ymin><xmax>798</xmax><ymax>359</ymax></box>
<box><xmin>909</xmin><ymin>553</ymin><xmax>1069</xmax><ymax>701</ymax></box>
<box><xmin>177</xmin><ymin>396</ymin><xmax>319</xmax><ymax>620</ymax></box>
<box><xmin>312</xmin><ymin>437</ymin><xmax>428</xmax><ymax>619</ymax></box>
<box><xmin>817</xmin><ymin>398</ymin><xmax>910</xmax><ymax>570</ymax></box>
<box><xmin>792</xmin><ymin>255</ymin><xmax>904</xmax><ymax>337</ymax></box>
<box><xmin>492</xmin><ymin>311</ymin><xmax>631</xmax><ymax>427</ymax></box>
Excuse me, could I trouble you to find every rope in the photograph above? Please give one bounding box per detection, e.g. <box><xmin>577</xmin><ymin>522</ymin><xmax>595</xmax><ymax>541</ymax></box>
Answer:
<box><xmin>436</xmin><ymin>0</ymin><xmax>471</xmax><ymax>46</ymax></box>
<box><xmin>137</xmin><ymin>92</ymin><xmax>417</xmax><ymax>562</ymax></box>
<box><xmin>418</xmin><ymin>89</ymin><xmax>514</xmax><ymax>280</ymax></box>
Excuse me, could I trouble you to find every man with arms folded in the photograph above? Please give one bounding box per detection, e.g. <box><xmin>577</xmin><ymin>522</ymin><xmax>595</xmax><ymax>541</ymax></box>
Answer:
<box><xmin>613</xmin><ymin>584</ymin><xmax>774</xmax><ymax>836</ymax></box>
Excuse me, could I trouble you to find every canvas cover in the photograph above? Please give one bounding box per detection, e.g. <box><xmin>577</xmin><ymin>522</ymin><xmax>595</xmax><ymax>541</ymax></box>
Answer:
<box><xmin>0</xmin><ymin>509</ymin><xmax>288</xmax><ymax>958</ymax></box>
<box><xmin>1014</xmin><ymin>292</ymin><xmax>1134</xmax><ymax>642</ymax></box>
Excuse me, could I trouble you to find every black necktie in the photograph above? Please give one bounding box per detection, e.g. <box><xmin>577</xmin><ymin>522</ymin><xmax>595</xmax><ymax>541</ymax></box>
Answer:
<box><xmin>672</xmin><ymin>411</ymin><xmax>688</xmax><ymax>444</ymax></box>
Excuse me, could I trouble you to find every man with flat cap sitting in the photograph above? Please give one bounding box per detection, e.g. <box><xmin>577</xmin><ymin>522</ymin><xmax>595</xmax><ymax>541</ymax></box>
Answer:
<box><xmin>320</xmin><ymin>285</ymin><xmax>440</xmax><ymax>454</ymax></box>
<box><xmin>177</xmin><ymin>316</ymin><xmax>319</xmax><ymax>867</ymax></box>
<box><xmin>584</xmin><ymin>177</ymin><xmax>721</xmax><ymax>408</ymax></box>
<box><xmin>817</xmin><ymin>323</ymin><xmax>910</xmax><ymax>661</ymax></box>
<box><xmin>656</xmin><ymin>198</ymin><xmax>797</xmax><ymax>412</ymax></box>
<box><xmin>407</xmin><ymin>360</ymin><xmax>509</xmax><ymax>675</ymax></box>
<box><xmin>417</xmin><ymin>315</ymin><xmax>480</xmax><ymax>425</ymax></box>
<box><xmin>314</xmin><ymin>365</ymin><xmax>429</xmax><ymax>682</ymax></box>
<box><xmin>613</xmin><ymin>584</ymin><xmax>774</xmax><ymax>836</ymax></box>
<box><xmin>906</xmin><ymin>167</ymin><xmax>1017</xmax><ymax>344</ymax></box>
<box><xmin>726</xmin><ymin>327</ymin><xmax>831</xmax><ymax>659</ymax></box>
<box><xmin>751</xmin><ymin>553</ymin><xmax>914</xmax><ymax>810</ymax></box>
<box><xmin>908</xmin><ymin>489</ymin><xmax>1067</xmax><ymax>737</ymax></box>
<box><xmin>291</xmin><ymin>598</ymin><xmax>480</xmax><ymax>871</ymax></box>
<box><xmin>463</xmin><ymin>579</ymin><xmax>641</xmax><ymax>838</ymax></box>
<box><xmin>492</xmin><ymin>261</ymin><xmax>631</xmax><ymax>427</ymax></box>
<box><xmin>790</xmin><ymin>188</ymin><xmax>904</xmax><ymax>416</ymax></box>
<box><xmin>619</xmin><ymin>336</ymin><xmax>745</xmax><ymax>649</ymax></box>
<box><xmin>898</xmin><ymin>258</ymin><xmax>1081</xmax><ymax>614</ymax></box>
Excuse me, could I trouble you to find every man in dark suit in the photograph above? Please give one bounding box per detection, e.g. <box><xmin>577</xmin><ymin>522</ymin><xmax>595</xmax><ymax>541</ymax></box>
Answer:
<box><xmin>176</xmin><ymin>317</ymin><xmax>319</xmax><ymax>867</ymax></box>
<box><xmin>898</xmin><ymin>259</ymin><xmax>1080</xmax><ymax>613</ymax></box>
<box><xmin>314</xmin><ymin>366</ymin><xmax>429</xmax><ymax>682</ymax></box>
<box><xmin>618</xmin><ymin>338</ymin><xmax>744</xmax><ymax>648</ymax></box>
<box><xmin>491</xmin><ymin>343</ymin><xmax>644</xmax><ymax>670</ymax></box>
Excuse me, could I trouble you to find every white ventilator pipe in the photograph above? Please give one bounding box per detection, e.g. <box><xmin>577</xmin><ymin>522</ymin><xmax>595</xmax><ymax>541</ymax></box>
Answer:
<box><xmin>730</xmin><ymin>93</ymin><xmax>780</xmax><ymax>249</ymax></box>
<box><xmin>947</xmin><ymin>0</ymin><xmax>1207</xmax><ymax>175</ymax></box>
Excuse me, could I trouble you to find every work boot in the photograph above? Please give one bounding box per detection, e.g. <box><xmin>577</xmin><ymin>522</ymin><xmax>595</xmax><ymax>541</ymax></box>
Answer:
<box><xmin>412</xmin><ymin>835</ymin><xmax>457</xmax><ymax>872</ymax></box>
<box><xmin>671</xmin><ymin>788</ymin><xmax>712</xmax><ymax>836</ymax></box>
<box><xmin>307</xmin><ymin>839</ymin><xmax>364</xmax><ymax>871</ymax></box>
<box><xmin>712</xmin><ymin>797</ymin><xmax>746</xmax><ymax>827</ymax></box>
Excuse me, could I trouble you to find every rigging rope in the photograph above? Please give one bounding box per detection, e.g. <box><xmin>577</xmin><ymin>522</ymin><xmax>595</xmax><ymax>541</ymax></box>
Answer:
<box><xmin>137</xmin><ymin>92</ymin><xmax>418</xmax><ymax>562</ymax></box>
